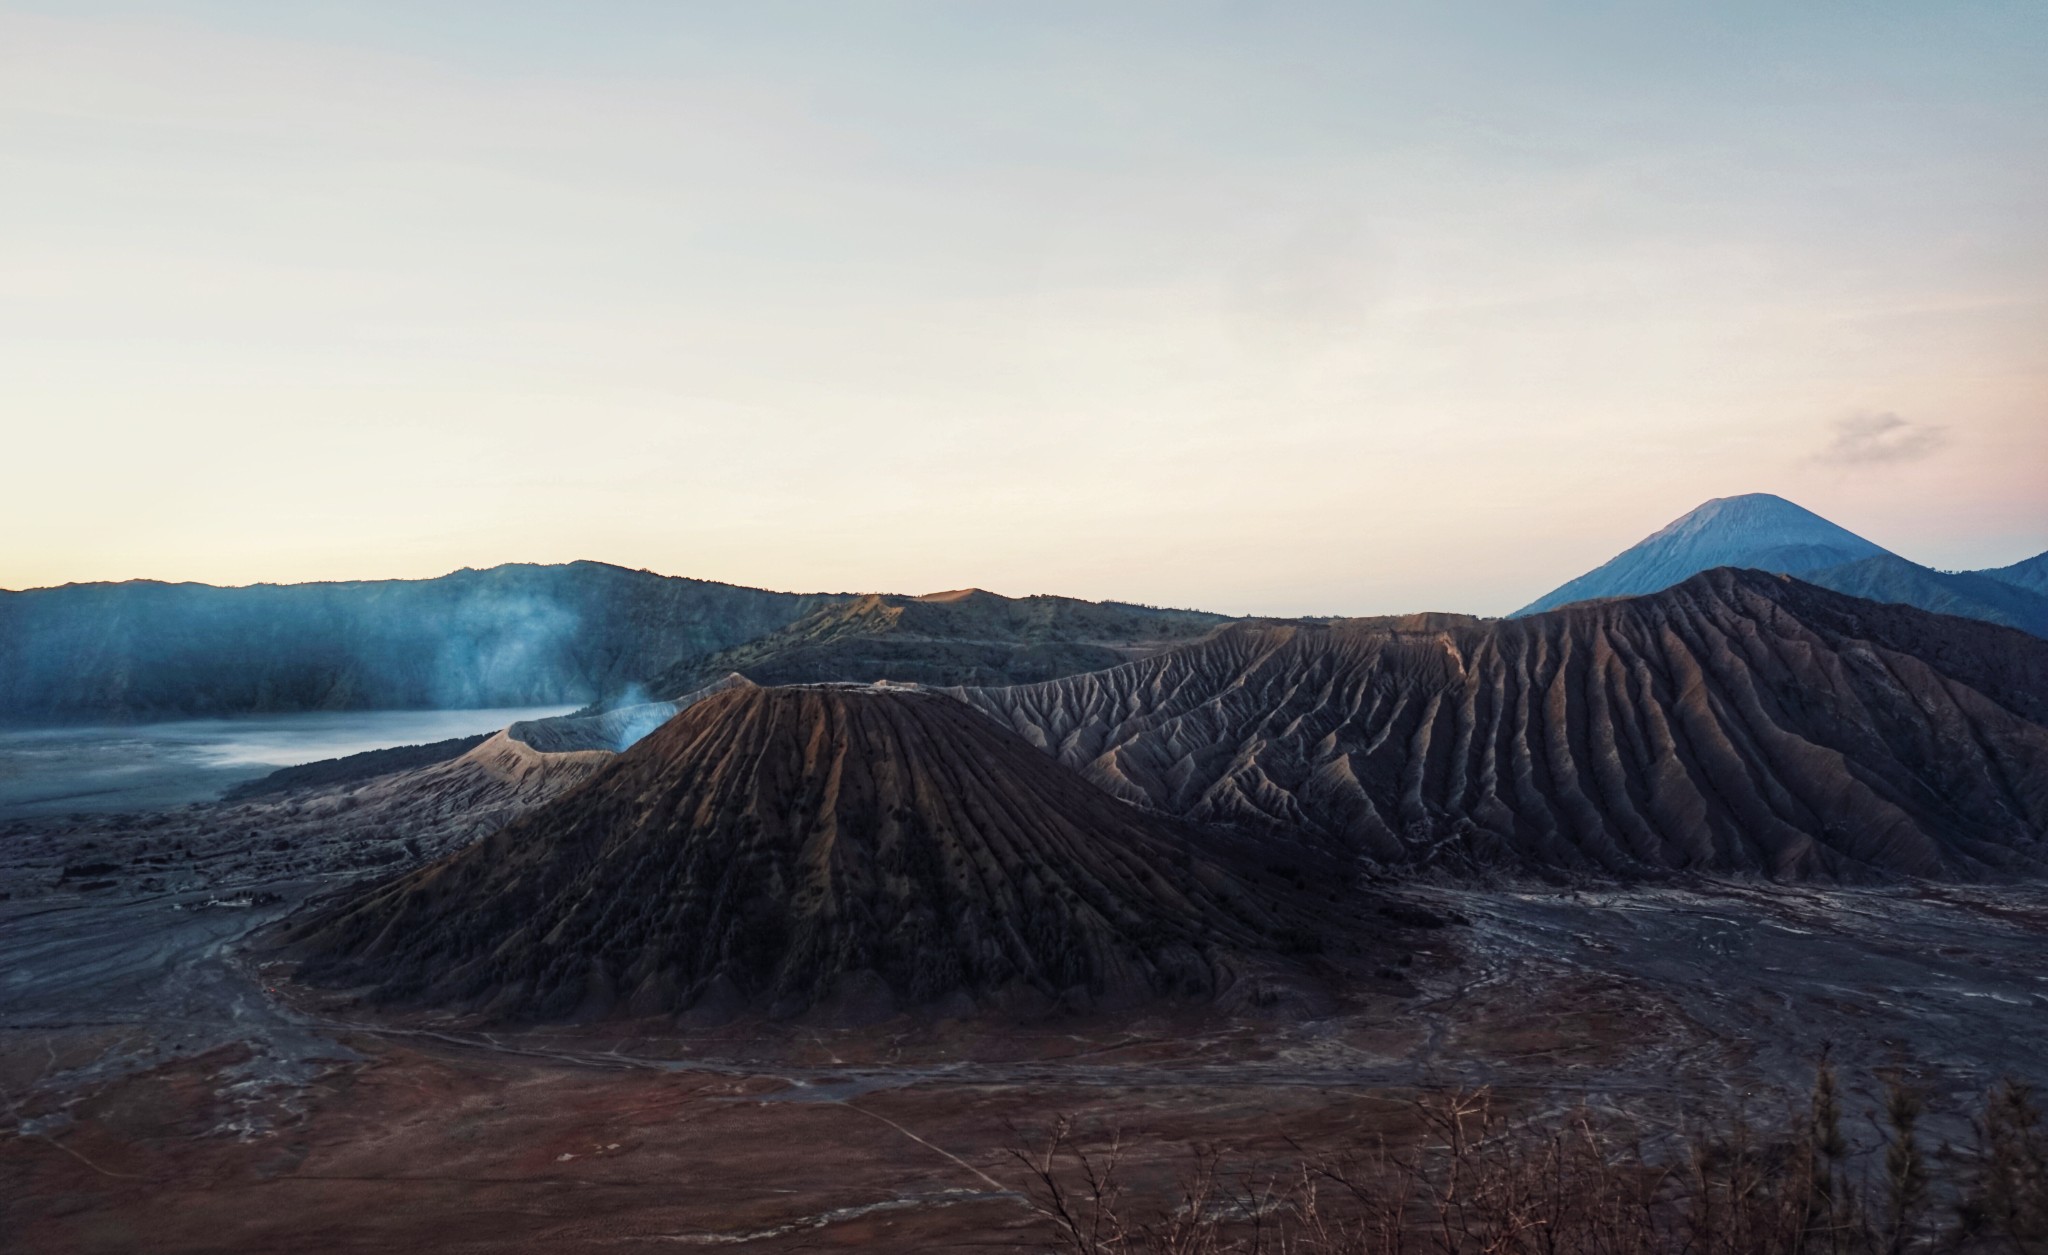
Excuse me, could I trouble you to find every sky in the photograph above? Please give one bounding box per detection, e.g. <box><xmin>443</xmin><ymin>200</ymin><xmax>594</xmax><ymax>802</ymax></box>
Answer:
<box><xmin>3</xmin><ymin>1</ymin><xmax>2045</xmax><ymax>616</ymax></box>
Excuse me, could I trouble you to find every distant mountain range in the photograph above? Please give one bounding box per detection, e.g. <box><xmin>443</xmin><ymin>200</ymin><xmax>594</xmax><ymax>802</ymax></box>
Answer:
<box><xmin>6</xmin><ymin>495</ymin><xmax>2043</xmax><ymax>722</ymax></box>
<box><xmin>1515</xmin><ymin>493</ymin><xmax>2048</xmax><ymax>635</ymax></box>
<box><xmin>0</xmin><ymin>569</ymin><xmax>1231</xmax><ymax>722</ymax></box>
<box><xmin>0</xmin><ymin>563</ymin><xmax>839</xmax><ymax>720</ymax></box>
<box><xmin>1981</xmin><ymin>551</ymin><xmax>2048</xmax><ymax>596</ymax></box>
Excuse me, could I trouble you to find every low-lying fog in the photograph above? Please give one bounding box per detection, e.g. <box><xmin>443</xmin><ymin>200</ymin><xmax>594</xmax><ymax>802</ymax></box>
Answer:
<box><xmin>0</xmin><ymin>706</ymin><xmax>576</xmax><ymax>817</ymax></box>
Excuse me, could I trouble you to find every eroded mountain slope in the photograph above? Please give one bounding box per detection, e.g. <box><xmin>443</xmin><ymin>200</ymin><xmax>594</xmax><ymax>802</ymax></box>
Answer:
<box><xmin>961</xmin><ymin>569</ymin><xmax>2048</xmax><ymax>879</ymax></box>
<box><xmin>288</xmin><ymin>686</ymin><xmax>1329</xmax><ymax>1023</ymax></box>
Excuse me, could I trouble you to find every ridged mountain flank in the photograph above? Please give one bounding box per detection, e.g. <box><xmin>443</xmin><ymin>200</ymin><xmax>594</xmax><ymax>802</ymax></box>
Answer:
<box><xmin>1515</xmin><ymin>494</ymin><xmax>1889</xmax><ymax>616</ymax></box>
<box><xmin>287</xmin><ymin>686</ymin><xmax>1300</xmax><ymax>1023</ymax></box>
<box><xmin>961</xmin><ymin>570</ymin><xmax>2048</xmax><ymax>880</ymax></box>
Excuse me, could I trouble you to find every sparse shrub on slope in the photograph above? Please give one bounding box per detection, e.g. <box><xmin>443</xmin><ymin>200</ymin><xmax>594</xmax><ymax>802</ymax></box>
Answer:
<box><xmin>1013</xmin><ymin>1064</ymin><xmax>2048</xmax><ymax>1254</ymax></box>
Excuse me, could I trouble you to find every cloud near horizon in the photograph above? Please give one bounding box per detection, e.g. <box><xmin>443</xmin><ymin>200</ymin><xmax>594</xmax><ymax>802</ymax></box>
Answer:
<box><xmin>1814</xmin><ymin>413</ymin><xmax>1949</xmax><ymax>467</ymax></box>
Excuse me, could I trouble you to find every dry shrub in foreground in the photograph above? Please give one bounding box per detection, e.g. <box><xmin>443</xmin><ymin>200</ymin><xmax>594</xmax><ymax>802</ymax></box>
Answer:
<box><xmin>1012</xmin><ymin>1065</ymin><xmax>2048</xmax><ymax>1254</ymax></box>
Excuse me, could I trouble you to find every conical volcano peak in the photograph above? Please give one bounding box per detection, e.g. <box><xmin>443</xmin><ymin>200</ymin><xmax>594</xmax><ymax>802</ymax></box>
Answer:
<box><xmin>1644</xmin><ymin>493</ymin><xmax>1884</xmax><ymax>549</ymax></box>
<box><xmin>286</xmin><ymin>684</ymin><xmax>1306</xmax><ymax>1023</ymax></box>
<box><xmin>1514</xmin><ymin>494</ymin><xmax>1891</xmax><ymax>616</ymax></box>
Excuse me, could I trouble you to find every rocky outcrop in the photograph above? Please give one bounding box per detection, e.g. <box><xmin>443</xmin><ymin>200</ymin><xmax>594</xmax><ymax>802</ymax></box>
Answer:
<box><xmin>288</xmin><ymin>686</ymin><xmax>1308</xmax><ymax>1022</ymax></box>
<box><xmin>314</xmin><ymin>730</ymin><xmax>617</xmax><ymax>854</ymax></box>
<box><xmin>960</xmin><ymin>570</ymin><xmax>2048</xmax><ymax>880</ymax></box>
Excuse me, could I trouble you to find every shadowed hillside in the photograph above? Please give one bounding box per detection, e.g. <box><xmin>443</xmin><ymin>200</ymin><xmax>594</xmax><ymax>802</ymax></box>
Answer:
<box><xmin>1794</xmin><ymin>552</ymin><xmax>2048</xmax><ymax>635</ymax></box>
<box><xmin>962</xmin><ymin>569</ymin><xmax>2048</xmax><ymax>879</ymax></box>
<box><xmin>288</xmin><ymin>686</ymin><xmax>1333</xmax><ymax>1023</ymax></box>
<box><xmin>1981</xmin><ymin>549</ymin><xmax>2048</xmax><ymax>596</ymax></box>
<box><xmin>0</xmin><ymin>562</ymin><xmax>842</xmax><ymax>719</ymax></box>
<box><xmin>647</xmin><ymin>588</ymin><xmax>1229</xmax><ymax>698</ymax></box>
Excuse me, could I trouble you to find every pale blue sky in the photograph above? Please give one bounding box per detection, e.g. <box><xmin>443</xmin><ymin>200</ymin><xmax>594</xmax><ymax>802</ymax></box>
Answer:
<box><xmin>4</xmin><ymin>2</ymin><xmax>2044</xmax><ymax>613</ymax></box>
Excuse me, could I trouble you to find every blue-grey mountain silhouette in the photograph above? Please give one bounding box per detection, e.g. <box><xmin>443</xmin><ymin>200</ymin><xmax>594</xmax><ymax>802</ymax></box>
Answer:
<box><xmin>1515</xmin><ymin>494</ymin><xmax>2048</xmax><ymax>635</ymax></box>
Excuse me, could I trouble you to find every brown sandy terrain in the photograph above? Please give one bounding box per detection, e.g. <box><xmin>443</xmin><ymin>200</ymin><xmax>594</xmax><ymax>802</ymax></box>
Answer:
<box><xmin>6</xmin><ymin>1026</ymin><xmax>1477</xmax><ymax>1254</ymax></box>
<box><xmin>8</xmin><ymin>872</ymin><xmax>2048</xmax><ymax>1252</ymax></box>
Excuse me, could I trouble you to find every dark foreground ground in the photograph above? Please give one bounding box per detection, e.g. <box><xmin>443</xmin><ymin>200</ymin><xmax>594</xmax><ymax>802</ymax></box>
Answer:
<box><xmin>4</xmin><ymin>801</ymin><xmax>2047</xmax><ymax>1252</ymax></box>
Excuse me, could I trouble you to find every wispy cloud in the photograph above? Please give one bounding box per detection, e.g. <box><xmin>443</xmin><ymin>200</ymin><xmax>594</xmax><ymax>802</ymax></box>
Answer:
<box><xmin>1814</xmin><ymin>412</ymin><xmax>1947</xmax><ymax>466</ymax></box>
